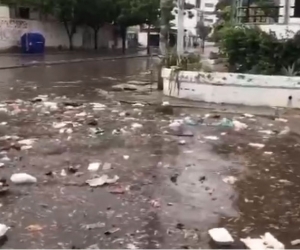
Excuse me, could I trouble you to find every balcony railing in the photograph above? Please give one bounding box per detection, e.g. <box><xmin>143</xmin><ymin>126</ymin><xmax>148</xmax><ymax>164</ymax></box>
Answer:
<box><xmin>237</xmin><ymin>5</ymin><xmax>295</xmax><ymax>24</ymax></box>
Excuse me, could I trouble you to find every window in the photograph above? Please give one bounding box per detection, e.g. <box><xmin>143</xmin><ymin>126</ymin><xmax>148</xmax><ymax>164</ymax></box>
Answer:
<box><xmin>18</xmin><ymin>7</ymin><xmax>30</xmax><ymax>19</ymax></box>
<box><xmin>204</xmin><ymin>3</ymin><xmax>214</xmax><ymax>8</ymax></box>
<box><xmin>196</xmin><ymin>0</ymin><xmax>201</xmax><ymax>8</ymax></box>
<box><xmin>204</xmin><ymin>18</ymin><xmax>213</xmax><ymax>22</ymax></box>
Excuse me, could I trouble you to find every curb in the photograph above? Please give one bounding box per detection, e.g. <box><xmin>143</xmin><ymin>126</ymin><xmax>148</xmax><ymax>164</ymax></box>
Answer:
<box><xmin>0</xmin><ymin>54</ymin><xmax>158</xmax><ymax>70</ymax></box>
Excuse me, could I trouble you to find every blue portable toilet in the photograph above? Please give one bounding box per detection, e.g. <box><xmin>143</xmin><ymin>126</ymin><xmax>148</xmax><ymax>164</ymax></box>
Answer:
<box><xmin>21</xmin><ymin>32</ymin><xmax>45</xmax><ymax>54</ymax></box>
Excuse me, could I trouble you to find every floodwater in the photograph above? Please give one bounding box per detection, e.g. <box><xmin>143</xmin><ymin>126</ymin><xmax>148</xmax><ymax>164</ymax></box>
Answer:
<box><xmin>0</xmin><ymin>57</ymin><xmax>298</xmax><ymax>249</ymax></box>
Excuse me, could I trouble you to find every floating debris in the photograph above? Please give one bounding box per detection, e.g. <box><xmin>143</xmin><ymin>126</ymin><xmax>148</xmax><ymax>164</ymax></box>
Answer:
<box><xmin>208</xmin><ymin>228</ymin><xmax>234</xmax><ymax>245</ymax></box>
<box><xmin>204</xmin><ymin>136</ymin><xmax>219</xmax><ymax>141</ymax></box>
<box><xmin>10</xmin><ymin>173</ymin><xmax>37</xmax><ymax>184</ymax></box>
<box><xmin>249</xmin><ymin>143</ymin><xmax>265</xmax><ymax>149</ymax></box>
<box><xmin>88</xmin><ymin>162</ymin><xmax>101</xmax><ymax>172</ymax></box>
<box><xmin>86</xmin><ymin>175</ymin><xmax>119</xmax><ymax>187</ymax></box>
<box><xmin>0</xmin><ymin>224</ymin><xmax>10</xmax><ymax>237</ymax></box>
<box><xmin>222</xmin><ymin>176</ymin><xmax>237</xmax><ymax>185</ymax></box>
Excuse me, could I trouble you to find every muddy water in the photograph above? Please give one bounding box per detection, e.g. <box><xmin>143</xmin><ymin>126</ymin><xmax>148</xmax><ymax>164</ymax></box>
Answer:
<box><xmin>0</xmin><ymin>58</ymin><xmax>298</xmax><ymax>248</ymax></box>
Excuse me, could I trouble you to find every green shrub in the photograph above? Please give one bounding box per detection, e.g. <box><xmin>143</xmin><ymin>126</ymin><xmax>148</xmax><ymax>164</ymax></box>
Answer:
<box><xmin>219</xmin><ymin>25</ymin><xmax>300</xmax><ymax>75</ymax></box>
<box><xmin>161</xmin><ymin>50</ymin><xmax>202</xmax><ymax>71</ymax></box>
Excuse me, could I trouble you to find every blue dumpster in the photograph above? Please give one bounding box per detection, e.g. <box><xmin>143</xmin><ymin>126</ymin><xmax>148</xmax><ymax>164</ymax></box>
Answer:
<box><xmin>21</xmin><ymin>32</ymin><xmax>45</xmax><ymax>54</ymax></box>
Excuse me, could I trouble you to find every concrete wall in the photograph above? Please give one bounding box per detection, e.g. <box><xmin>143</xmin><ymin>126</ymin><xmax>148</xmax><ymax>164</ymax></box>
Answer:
<box><xmin>162</xmin><ymin>68</ymin><xmax>300</xmax><ymax>108</ymax></box>
<box><xmin>259</xmin><ymin>24</ymin><xmax>300</xmax><ymax>38</ymax></box>
<box><xmin>0</xmin><ymin>5</ymin><xmax>119</xmax><ymax>50</ymax></box>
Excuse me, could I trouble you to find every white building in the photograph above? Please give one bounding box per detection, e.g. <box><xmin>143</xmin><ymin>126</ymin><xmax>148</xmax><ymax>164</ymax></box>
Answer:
<box><xmin>199</xmin><ymin>0</ymin><xmax>219</xmax><ymax>26</ymax></box>
<box><xmin>0</xmin><ymin>4</ymin><xmax>121</xmax><ymax>51</ymax></box>
<box><xmin>171</xmin><ymin>0</ymin><xmax>202</xmax><ymax>36</ymax></box>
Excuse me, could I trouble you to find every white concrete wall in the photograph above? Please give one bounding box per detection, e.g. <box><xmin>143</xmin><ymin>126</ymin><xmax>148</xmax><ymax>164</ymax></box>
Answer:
<box><xmin>162</xmin><ymin>68</ymin><xmax>300</xmax><ymax>108</ymax></box>
<box><xmin>259</xmin><ymin>24</ymin><xmax>300</xmax><ymax>38</ymax></box>
<box><xmin>0</xmin><ymin>5</ymin><xmax>117</xmax><ymax>50</ymax></box>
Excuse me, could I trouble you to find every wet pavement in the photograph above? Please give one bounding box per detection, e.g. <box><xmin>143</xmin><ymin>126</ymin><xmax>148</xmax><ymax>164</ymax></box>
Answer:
<box><xmin>0</xmin><ymin>57</ymin><xmax>299</xmax><ymax>249</ymax></box>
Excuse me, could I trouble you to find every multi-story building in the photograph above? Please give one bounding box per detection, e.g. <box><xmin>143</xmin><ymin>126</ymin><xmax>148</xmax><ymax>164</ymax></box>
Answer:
<box><xmin>199</xmin><ymin>0</ymin><xmax>218</xmax><ymax>26</ymax></box>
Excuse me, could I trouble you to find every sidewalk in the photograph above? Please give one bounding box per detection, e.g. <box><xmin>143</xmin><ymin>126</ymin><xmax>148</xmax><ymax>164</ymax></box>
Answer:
<box><xmin>0</xmin><ymin>49</ymin><xmax>154</xmax><ymax>70</ymax></box>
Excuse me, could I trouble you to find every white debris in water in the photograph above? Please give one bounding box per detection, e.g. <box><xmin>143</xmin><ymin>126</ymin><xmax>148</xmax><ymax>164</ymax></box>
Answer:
<box><xmin>123</xmin><ymin>155</ymin><xmax>130</xmax><ymax>160</ymax></box>
<box><xmin>204</xmin><ymin>136</ymin><xmax>219</xmax><ymax>141</ymax></box>
<box><xmin>88</xmin><ymin>162</ymin><xmax>101</xmax><ymax>172</ymax></box>
<box><xmin>204</xmin><ymin>114</ymin><xmax>211</xmax><ymax>118</ymax></box>
<box><xmin>241</xmin><ymin>232</ymin><xmax>284</xmax><ymax>250</ymax></box>
<box><xmin>221</xmin><ymin>132</ymin><xmax>227</xmax><ymax>136</ymax></box>
<box><xmin>208</xmin><ymin>228</ymin><xmax>234</xmax><ymax>244</ymax></box>
<box><xmin>249</xmin><ymin>143</ymin><xmax>265</xmax><ymax>149</ymax></box>
<box><xmin>222</xmin><ymin>176</ymin><xmax>237</xmax><ymax>185</ymax></box>
<box><xmin>0</xmin><ymin>224</ymin><xmax>10</xmax><ymax>237</ymax></box>
<box><xmin>21</xmin><ymin>145</ymin><xmax>32</xmax><ymax>151</ymax></box>
<box><xmin>244</xmin><ymin>113</ymin><xmax>254</xmax><ymax>118</ymax></box>
<box><xmin>18</xmin><ymin>138</ymin><xmax>36</xmax><ymax>146</ymax></box>
<box><xmin>91</xmin><ymin>103</ymin><xmax>106</xmax><ymax>111</ymax></box>
<box><xmin>178</xmin><ymin>140</ymin><xmax>186</xmax><ymax>145</ymax></box>
<box><xmin>262</xmin><ymin>232</ymin><xmax>285</xmax><ymax>249</ymax></box>
<box><xmin>291</xmin><ymin>239</ymin><xmax>300</xmax><ymax>246</ymax></box>
<box><xmin>126</xmin><ymin>243</ymin><xmax>138</xmax><ymax>249</ymax></box>
<box><xmin>259</xmin><ymin>130</ymin><xmax>274</xmax><ymax>135</ymax></box>
<box><xmin>53</xmin><ymin>122</ymin><xmax>68</xmax><ymax>129</ymax></box>
<box><xmin>132</xmin><ymin>103</ymin><xmax>145</xmax><ymax>107</ymax></box>
<box><xmin>10</xmin><ymin>173</ymin><xmax>37</xmax><ymax>184</ymax></box>
<box><xmin>102</xmin><ymin>162</ymin><xmax>112</xmax><ymax>170</ymax></box>
<box><xmin>43</xmin><ymin>102</ymin><xmax>58</xmax><ymax>111</ymax></box>
<box><xmin>86</xmin><ymin>175</ymin><xmax>119</xmax><ymax>187</ymax></box>
<box><xmin>233</xmin><ymin>120</ymin><xmax>248</xmax><ymax>131</ymax></box>
<box><xmin>0</xmin><ymin>163</ymin><xmax>4</xmax><ymax>168</ymax></box>
<box><xmin>1</xmin><ymin>156</ymin><xmax>10</xmax><ymax>162</ymax></box>
<box><xmin>264</xmin><ymin>151</ymin><xmax>273</xmax><ymax>155</ymax></box>
<box><xmin>278</xmin><ymin>126</ymin><xmax>290</xmax><ymax>136</ymax></box>
<box><xmin>241</xmin><ymin>238</ymin><xmax>266</xmax><ymax>250</ymax></box>
<box><xmin>169</xmin><ymin>120</ymin><xmax>183</xmax><ymax>131</ymax></box>
<box><xmin>60</xmin><ymin>169</ymin><xmax>67</xmax><ymax>177</ymax></box>
<box><xmin>131</xmin><ymin>123</ymin><xmax>143</xmax><ymax>129</ymax></box>
<box><xmin>76</xmin><ymin>112</ymin><xmax>87</xmax><ymax>117</ymax></box>
<box><xmin>275</xmin><ymin>118</ymin><xmax>288</xmax><ymax>123</ymax></box>
<box><xmin>0</xmin><ymin>122</ymin><xmax>7</xmax><ymax>126</ymax></box>
<box><xmin>162</xmin><ymin>101</ymin><xmax>170</xmax><ymax>106</ymax></box>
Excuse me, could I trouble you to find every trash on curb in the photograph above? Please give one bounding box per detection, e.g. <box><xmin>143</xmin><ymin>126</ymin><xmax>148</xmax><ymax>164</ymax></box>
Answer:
<box><xmin>86</xmin><ymin>175</ymin><xmax>119</xmax><ymax>187</ymax></box>
<box><xmin>0</xmin><ymin>224</ymin><xmax>10</xmax><ymax>237</ymax></box>
<box><xmin>10</xmin><ymin>173</ymin><xmax>37</xmax><ymax>184</ymax></box>
<box><xmin>208</xmin><ymin>228</ymin><xmax>234</xmax><ymax>245</ymax></box>
<box><xmin>249</xmin><ymin>143</ymin><xmax>265</xmax><ymax>149</ymax></box>
<box><xmin>88</xmin><ymin>162</ymin><xmax>101</xmax><ymax>172</ymax></box>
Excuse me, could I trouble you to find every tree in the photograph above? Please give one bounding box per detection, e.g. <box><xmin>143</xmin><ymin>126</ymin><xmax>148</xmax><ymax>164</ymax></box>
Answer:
<box><xmin>196</xmin><ymin>21</ymin><xmax>211</xmax><ymax>52</ymax></box>
<box><xmin>138</xmin><ymin>0</ymin><xmax>160</xmax><ymax>54</ymax></box>
<box><xmin>77</xmin><ymin>0</ymin><xmax>115</xmax><ymax>50</ymax></box>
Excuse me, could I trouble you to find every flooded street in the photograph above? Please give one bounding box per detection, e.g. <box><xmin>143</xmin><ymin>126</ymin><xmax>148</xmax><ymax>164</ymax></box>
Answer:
<box><xmin>0</xmin><ymin>57</ymin><xmax>299</xmax><ymax>249</ymax></box>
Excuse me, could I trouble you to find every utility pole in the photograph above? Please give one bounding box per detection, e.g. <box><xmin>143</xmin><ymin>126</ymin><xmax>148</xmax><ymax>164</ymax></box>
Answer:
<box><xmin>177</xmin><ymin>0</ymin><xmax>184</xmax><ymax>55</ymax></box>
<box><xmin>160</xmin><ymin>0</ymin><xmax>167</xmax><ymax>56</ymax></box>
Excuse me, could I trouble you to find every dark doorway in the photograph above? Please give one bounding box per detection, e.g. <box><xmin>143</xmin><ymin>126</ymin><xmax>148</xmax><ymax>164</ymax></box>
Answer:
<box><xmin>294</xmin><ymin>0</ymin><xmax>300</xmax><ymax>17</ymax></box>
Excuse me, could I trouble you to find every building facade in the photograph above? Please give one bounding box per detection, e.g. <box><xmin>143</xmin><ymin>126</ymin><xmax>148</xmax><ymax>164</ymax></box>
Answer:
<box><xmin>0</xmin><ymin>4</ymin><xmax>121</xmax><ymax>51</ymax></box>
